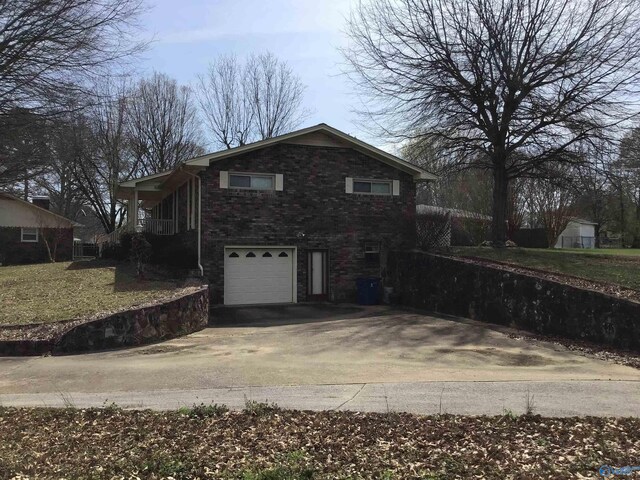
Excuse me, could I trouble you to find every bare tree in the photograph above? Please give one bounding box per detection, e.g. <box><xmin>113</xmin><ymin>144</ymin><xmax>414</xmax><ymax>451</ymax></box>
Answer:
<box><xmin>507</xmin><ymin>178</ymin><xmax>527</xmax><ymax>240</ymax></box>
<box><xmin>525</xmin><ymin>179</ymin><xmax>575</xmax><ymax>247</ymax></box>
<box><xmin>197</xmin><ymin>52</ymin><xmax>310</xmax><ymax>149</ymax></box>
<box><xmin>0</xmin><ymin>0</ymin><xmax>146</xmax><ymax>116</ymax></box>
<box><xmin>344</xmin><ymin>0</ymin><xmax>640</xmax><ymax>246</ymax></box>
<box><xmin>128</xmin><ymin>72</ymin><xmax>204</xmax><ymax>175</ymax></box>
<box><xmin>246</xmin><ymin>52</ymin><xmax>309</xmax><ymax>140</ymax></box>
<box><xmin>0</xmin><ymin>108</ymin><xmax>50</xmax><ymax>191</ymax></box>
<box><xmin>197</xmin><ymin>56</ymin><xmax>254</xmax><ymax>149</ymax></box>
<box><xmin>33</xmin><ymin>112</ymin><xmax>88</xmax><ymax>219</ymax></box>
<box><xmin>569</xmin><ymin>140</ymin><xmax>617</xmax><ymax>246</ymax></box>
<box><xmin>403</xmin><ymin>137</ymin><xmax>492</xmax><ymax>214</ymax></box>
<box><xmin>71</xmin><ymin>81</ymin><xmax>138</xmax><ymax>233</ymax></box>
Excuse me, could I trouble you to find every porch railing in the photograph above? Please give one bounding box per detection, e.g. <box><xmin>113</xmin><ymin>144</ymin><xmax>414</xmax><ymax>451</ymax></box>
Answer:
<box><xmin>96</xmin><ymin>218</ymin><xmax>175</xmax><ymax>251</ymax></box>
<box><xmin>140</xmin><ymin>218</ymin><xmax>175</xmax><ymax>235</ymax></box>
<box><xmin>96</xmin><ymin>223</ymin><xmax>133</xmax><ymax>248</ymax></box>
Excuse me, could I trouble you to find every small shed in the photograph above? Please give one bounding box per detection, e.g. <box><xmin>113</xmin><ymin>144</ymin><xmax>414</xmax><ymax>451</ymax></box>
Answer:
<box><xmin>554</xmin><ymin>219</ymin><xmax>597</xmax><ymax>249</ymax></box>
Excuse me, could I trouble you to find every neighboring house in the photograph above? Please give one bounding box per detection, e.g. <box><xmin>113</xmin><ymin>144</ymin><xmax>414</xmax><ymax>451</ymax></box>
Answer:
<box><xmin>416</xmin><ymin>205</ymin><xmax>491</xmax><ymax>221</ymax></box>
<box><xmin>0</xmin><ymin>193</ymin><xmax>77</xmax><ymax>265</ymax></box>
<box><xmin>554</xmin><ymin>219</ymin><xmax>598</xmax><ymax>249</ymax></box>
<box><xmin>115</xmin><ymin>123</ymin><xmax>435</xmax><ymax>305</ymax></box>
<box><xmin>416</xmin><ymin>205</ymin><xmax>491</xmax><ymax>247</ymax></box>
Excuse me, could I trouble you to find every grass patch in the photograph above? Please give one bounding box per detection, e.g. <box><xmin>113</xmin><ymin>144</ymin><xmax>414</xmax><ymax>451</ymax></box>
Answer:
<box><xmin>178</xmin><ymin>403</ymin><xmax>229</xmax><ymax>418</ymax></box>
<box><xmin>450</xmin><ymin>247</ymin><xmax>640</xmax><ymax>290</ymax></box>
<box><xmin>0</xmin><ymin>260</ymin><xmax>181</xmax><ymax>325</ymax></box>
<box><xmin>244</xmin><ymin>399</ymin><xmax>282</xmax><ymax>416</ymax></box>
<box><xmin>0</xmin><ymin>407</ymin><xmax>637</xmax><ymax>479</ymax></box>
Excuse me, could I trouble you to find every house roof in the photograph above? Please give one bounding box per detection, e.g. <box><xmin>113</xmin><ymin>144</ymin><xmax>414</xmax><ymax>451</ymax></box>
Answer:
<box><xmin>118</xmin><ymin>123</ymin><xmax>437</xmax><ymax>195</ymax></box>
<box><xmin>568</xmin><ymin>218</ymin><xmax>598</xmax><ymax>226</ymax></box>
<box><xmin>183</xmin><ymin>123</ymin><xmax>437</xmax><ymax>180</ymax></box>
<box><xmin>417</xmin><ymin>204</ymin><xmax>492</xmax><ymax>221</ymax></box>
<box><xmin>0</xmin><ymin>192</ymin><xmax>81</xmax><ymax>228</ymax></box>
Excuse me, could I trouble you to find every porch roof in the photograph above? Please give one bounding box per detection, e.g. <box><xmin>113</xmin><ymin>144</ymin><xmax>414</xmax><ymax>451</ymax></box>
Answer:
<box><xmin>116</xmin><ymin>165</ymin><xmax>204</xmax><ymax>205</ymax></box>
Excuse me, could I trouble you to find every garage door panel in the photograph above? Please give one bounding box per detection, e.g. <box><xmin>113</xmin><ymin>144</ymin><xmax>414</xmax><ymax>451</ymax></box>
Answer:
<box><xmin>224</xmin><ymin>247</ymin><xmax>295</xmax><ymax>305</ymax></box>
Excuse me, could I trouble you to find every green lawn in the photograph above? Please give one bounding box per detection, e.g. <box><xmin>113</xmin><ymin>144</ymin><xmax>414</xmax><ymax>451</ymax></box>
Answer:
<box><xmin>0</xmin><ymin>261</ymin><xmax>180</xmax><ymax>325</ymax></box>
<box><xmin>548</xmin><ymin>248</ymin><xmax>640</xmax><ymax>256</ymax></box>
<box><xmin>450</xmin><ymin>247</ymin><xmax>640</xmax><ymax>290</ymax></box>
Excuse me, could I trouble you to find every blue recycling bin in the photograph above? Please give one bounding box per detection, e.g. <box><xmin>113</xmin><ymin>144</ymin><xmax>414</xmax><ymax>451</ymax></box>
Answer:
<box><xmin>356</xmin><ymin>277</ymin><xmax>381</xmax><ymax>305</ymax></box>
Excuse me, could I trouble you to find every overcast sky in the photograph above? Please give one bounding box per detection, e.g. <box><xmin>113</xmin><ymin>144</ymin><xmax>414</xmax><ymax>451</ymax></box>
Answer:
<box><xmin>139</xmin><ymin>0</ymin><xmax>372</xmax><ymax>148</ymax></box>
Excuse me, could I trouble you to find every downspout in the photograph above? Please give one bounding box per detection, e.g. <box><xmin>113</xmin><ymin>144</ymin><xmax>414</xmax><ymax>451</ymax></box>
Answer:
<box><xmin>183</xmin><ymin>169</ymin><xmax>204</xmax><ymax>277</ymax></box>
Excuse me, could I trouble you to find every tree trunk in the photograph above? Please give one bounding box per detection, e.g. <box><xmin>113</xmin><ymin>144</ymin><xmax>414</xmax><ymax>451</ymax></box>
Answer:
<box><xmin>619</xmin><ymin>189</ymin><xmax>626</xmax><ymax>248</ymax></box>
<box><xmin>491</xmin><ymin>164</ymin><xmax>509</xmax><ymax>247</ymax></box>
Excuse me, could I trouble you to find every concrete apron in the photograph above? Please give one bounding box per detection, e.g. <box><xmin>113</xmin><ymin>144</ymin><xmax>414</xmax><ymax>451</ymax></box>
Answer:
<box><xmin>1</xmin><ymin>380</ymin><xmax>639</xmax><ymax>417</ymax></box>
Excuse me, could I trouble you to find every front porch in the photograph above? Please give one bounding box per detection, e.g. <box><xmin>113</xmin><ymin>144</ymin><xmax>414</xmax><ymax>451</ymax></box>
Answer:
<box><xmin>103</xmin><ymin>165</ymin><xmax>203</xmax><ymax>246</ymax></box>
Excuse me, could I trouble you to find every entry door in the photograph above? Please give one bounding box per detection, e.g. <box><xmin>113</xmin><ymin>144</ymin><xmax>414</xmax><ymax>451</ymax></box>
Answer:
<box><xmin>307</xmin><ymin>250</ymin><xmax>328</xmax><ymax>300</ymax></box>
<box><xmin>224</xmin><ymin>247</ymin><xmax>295</xmax><ymax>305</ymax></box>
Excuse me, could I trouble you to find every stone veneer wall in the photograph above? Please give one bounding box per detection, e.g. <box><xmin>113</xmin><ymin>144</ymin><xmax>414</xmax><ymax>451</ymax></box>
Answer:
<box><xmin>387</xmin><ymin>251</ymin><xmax>640</xmax><ymax>352</ymax></box>
<box><xmin>52</xmin><ymin>287</ymin><xmax>209</xmax><ymax>354</ymax></box>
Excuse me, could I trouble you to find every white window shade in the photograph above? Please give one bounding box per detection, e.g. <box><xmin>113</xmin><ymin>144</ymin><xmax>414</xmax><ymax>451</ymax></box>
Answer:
<box><xmin>275</xmin><ymin>174</ymin><xmax>284</xmax><ymax>191</ymax></box>
<box><xmin>392</xmin><ymin>180</ymin><xmax>400</xmax><ymax>196</ymax></box>
<box><xmin>345</xmin><ymin>177</ymin><xmax>354</xmax><ymax>194</ymax></box>
<box><xmin>220</xmin><ymin>171</ymin><xmax>229</xmax><ymax>189</ymax></box>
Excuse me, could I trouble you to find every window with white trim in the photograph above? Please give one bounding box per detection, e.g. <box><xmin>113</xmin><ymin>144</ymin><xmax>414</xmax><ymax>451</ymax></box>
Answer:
<box><xmin>364</xmin><ymin>241</ymin><xmax>380</xmax><ymax>263</ymax></box>
<box><xmin>230</xmin><ymin>173</ymin><xmax>274</xmax><ymax>190</ymax></box>
<box><xmin>220</xmin><ymin>171</ymin><xmax>284</xmax><ymax>191</ymax></box>
<box><xmin>21</xmin><ymin>227</ymin><xmax>38</xmax><ymax>242</ymax></box>
<box><xmin>353</xmin><ymin>180</ymin><xmax>391</xmax><ymax>195</ymax></box>
<box><xmin>346</xmin><ymin>177</ymin><xmax>400</xmax><ymax>196</ymax></box>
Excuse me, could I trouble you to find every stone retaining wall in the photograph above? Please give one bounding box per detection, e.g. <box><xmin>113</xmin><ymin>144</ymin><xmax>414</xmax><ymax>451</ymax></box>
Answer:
<box><xmin>0</xmin><ymin>287</ymin><xmax>209</xmax><ymax>356</ymax></box>
<box><xmin>386</xmin><ymin>251</ymin><xmax>640</xmax><ymax>352</ymax></box>
<box><xmin>53</xmin><ymin>287</ymin><xmax>209</xmax><ymax>354</ymax></box>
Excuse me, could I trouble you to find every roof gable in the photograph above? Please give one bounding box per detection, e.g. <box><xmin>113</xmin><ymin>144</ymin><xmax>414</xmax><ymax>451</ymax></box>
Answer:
<box><xmin>0</xmin><ymin>193</ymin><xmax>78</xmax><ymax>228</ymax></box>
<box><xmin>116</xmin><ymin>123</ymin><xmax>437</xmax><ymax>200</ymax></box>
<box><xmin>185</xmin><ymin>124</ymin><xmax>436</xmax><ymax>180</ymax></box>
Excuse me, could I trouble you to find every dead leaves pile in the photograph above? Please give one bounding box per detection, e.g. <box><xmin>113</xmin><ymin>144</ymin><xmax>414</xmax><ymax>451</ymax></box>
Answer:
<box><xmin>0</xmin><ymin>408</ymin><xmax>638</xmax><ymax>479</ymax></box>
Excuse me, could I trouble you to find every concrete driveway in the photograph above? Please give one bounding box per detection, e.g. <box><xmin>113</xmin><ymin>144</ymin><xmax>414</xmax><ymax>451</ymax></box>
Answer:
<box><xmin>0</xmin><ymin>305</ymin><xmax>638</xmax><ymax>415</ymax></box>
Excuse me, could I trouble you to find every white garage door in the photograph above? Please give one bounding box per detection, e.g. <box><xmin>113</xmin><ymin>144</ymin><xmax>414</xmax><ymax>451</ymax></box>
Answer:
<box><xmin>224</xmin><ymin>247</ymin><xmax>295</xmax><ymax>305</ymax></box>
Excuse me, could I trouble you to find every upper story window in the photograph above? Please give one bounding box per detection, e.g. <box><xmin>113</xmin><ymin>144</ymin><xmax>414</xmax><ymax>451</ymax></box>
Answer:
<box><xmin>353</xmin><ymin>180</ymin><xmax>392</xmax><ymax>195</ymax></box>
<box><xmin>230</xmin><ymin>173</ymin><xmax>274</xmax><ymax>190</ymax></box>
<box><xmin>21</xmin><ymin>227</ymin><xmax>38</xmax><ymax>242</ymax></box>
<box><xmin>346</xmin><ymin>177</ymin><xmax>400</xmax><ymax>196</ymax></box>
<box><xmin>220</xmin><ymin>171</ymin><xmax>284</xmax><ymax>191</ymax></box>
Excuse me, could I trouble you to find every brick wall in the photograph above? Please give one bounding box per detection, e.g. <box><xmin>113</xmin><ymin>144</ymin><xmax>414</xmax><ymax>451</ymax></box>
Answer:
<box><xmin>0</xmin><ymin>227</ymin><xmax>73</xmax><ymax>265</ymax></box>
<box><xmin>199</xmin><ymin>143</ymin><xmax>416</xmax><ymax>303</ymax></box>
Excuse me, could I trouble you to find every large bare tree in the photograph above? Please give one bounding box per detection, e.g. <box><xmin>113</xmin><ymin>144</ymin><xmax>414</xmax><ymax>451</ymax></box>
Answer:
<box><xmin>0</xmin><ymin>108</ymin><xmax>50</xmax><ymax>193</ymax></box>
<box><xmin>71</xmin><ymin>81</ymin><xmax>139</xmax><ymax>233</ymax></box>
<box><xmin>0</xmin><ymin>0</ymin><xmax>145</xmax><ymax>115</ymax></box>
<box><xmin>197</xmin><ymin>52</ymin><xmax>310</xmax><ymax>150</ymax></box>
<box><xmin>197</xmin><ymin>55</ymin><xmax>254</xmax><ymax>149</ymax></box>
<box><xmin>344</xmin><ymin>0</ymin><xmax>640</xmax><ymax>246</ymax></box>
<box><xmin>246</xmin><ymin>52</ymin><xmax>309</xmax><ymax>140</ymax></box>
<box><xmin>128</xmin><ymin>72</ymin><xmax>204</xmax><ymax>175</ymax></box>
